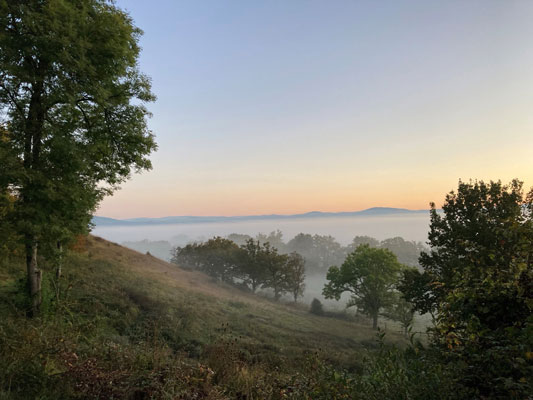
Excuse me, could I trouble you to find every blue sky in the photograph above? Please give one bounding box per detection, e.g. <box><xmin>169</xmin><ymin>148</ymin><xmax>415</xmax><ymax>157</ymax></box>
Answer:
<box><xmin>99</xmin><ymin>0</ymin><xmax>533</xmax><ymax>218</ymax></box>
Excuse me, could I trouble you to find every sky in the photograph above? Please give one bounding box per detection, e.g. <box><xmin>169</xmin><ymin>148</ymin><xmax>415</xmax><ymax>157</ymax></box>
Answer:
<box><xmin>97</xmin><ymin>0</ymin><xmax>533</xmax><ymax>218</ymax></box>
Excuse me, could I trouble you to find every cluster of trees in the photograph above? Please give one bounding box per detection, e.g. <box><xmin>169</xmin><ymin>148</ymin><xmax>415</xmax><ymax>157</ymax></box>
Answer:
<box><xmin>229</xmin><ymin>231</ymin><xmax>425</xmax><ymax>275</ymax></box>
<box><xmin>323</xmin><ymin>180</ymin><xmax>533</xmax><ymax>397</ymax></box>
<box><xmin>0</xmin><ymin>0</ymin><xmax>156</xmax><ymax>314</ymax></box>
<box><xmin>171</xmin><ymin>237</ymin><xmax>306</xmax><ymax>301</ymax></box>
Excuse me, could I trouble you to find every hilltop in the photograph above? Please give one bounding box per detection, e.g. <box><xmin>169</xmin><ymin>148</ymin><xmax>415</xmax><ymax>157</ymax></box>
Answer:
<box><xmin>0</xmin><ymin>236</ymin><xmax>404</xmax><ymax>399</ymax></box>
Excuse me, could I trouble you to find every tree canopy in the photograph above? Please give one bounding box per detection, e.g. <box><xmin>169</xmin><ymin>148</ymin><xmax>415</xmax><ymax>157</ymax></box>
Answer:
<box><xmin>0</xmin><ymin>0</ymin><xmax>156</xmax><ymax>313</ymax></box>
<box><xmin>323</xmin><ymin>244</ymin><xmax>403</xmax><ymax>329</ymax></box>
<box><xmin>400</xmin><ymin>179</ymin><xmax>533</xmax><ymax>396</ymax></box>
<box><xmin>171</xmin><ymin>237</ymin><xmax>307</xmax><ymax>302</ymax></box>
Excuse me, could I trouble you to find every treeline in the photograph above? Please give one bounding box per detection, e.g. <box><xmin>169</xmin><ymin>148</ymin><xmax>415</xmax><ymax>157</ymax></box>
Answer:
<box><xmin>171</xmin><ymin>237</ymin><xmax>305</xmax><ymax>301</ymax></box>
<box><xmin>229</xmin><ymin>231</ymin><xmax>426</xmax><ymax>274</ymax></box>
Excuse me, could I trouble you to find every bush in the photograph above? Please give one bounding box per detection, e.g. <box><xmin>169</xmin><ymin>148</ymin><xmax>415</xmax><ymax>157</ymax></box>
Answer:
<box><xmin>310</xmin><ymin>298</ymin><xmax>324</xmax><ymax>316</ymax></box>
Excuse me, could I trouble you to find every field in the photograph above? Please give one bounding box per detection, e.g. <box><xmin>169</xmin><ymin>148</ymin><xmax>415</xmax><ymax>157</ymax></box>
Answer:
<box><xmin>0</xmin><ymin>236</ymin><xmax>405</xmax><ymax>399</ymax></box>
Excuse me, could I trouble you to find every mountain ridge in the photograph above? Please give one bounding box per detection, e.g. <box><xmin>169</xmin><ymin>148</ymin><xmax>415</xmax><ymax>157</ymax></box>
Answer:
<box><xmin>93</xmin><ymin>207</ymin><xmax>430</xmax><ymax>226</ymax></box>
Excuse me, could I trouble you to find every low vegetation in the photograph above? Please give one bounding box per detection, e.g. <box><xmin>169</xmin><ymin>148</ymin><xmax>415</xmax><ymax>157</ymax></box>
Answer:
<box><xmin>1</xmin><ymin>236</ymin><xmax>408</xmax><ymax>399</ymax></box>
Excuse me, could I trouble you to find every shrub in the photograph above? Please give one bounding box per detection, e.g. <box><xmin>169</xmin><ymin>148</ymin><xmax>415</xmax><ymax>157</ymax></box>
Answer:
<box><xmin>310</xmin><ymin>298</ymin><xmax>324</xmax><ymax>316</ymax></box>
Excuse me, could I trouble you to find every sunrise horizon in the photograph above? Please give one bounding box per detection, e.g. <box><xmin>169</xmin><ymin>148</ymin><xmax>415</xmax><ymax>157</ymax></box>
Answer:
<box><xmin>88</xmin><ymin>0</ymin><xmax>533</xmax><ymax>220</ymax></box>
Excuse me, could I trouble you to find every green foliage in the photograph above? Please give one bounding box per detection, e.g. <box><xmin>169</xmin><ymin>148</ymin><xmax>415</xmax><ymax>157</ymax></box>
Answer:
<box><xmin>256</xmin><ymin>229</ymin><xmax>286</xmax><ymax>252</ymax></box>
<box><xmin>239</xmin><ymin>238</ymin><xmax>268</xmax><ymax>292</ymax></box>
<box><xmin>0</xmin><ymin>0</ymin><xmax>156</xmax><ymax>311</ymax></box>
<box><xmin>171</xmin><ymin>237</ymin><xmax>242</xmax><ymax>283</ymax></box>
<box><xmin>347</xmin><ymin>235</ymin><xmax>380</xmax><ymax>250</ymax></box>
<box><xmin>285</xmin><ymin>252</ymin><xmax>306</xmax><ymax>302</ymax></box>
<box><xmin>1</xmin><ymin>238</ymin><xmax>408</xmax><ymax>399</ymax></box>
<box><xmin>310</xmin><ymin>298</ymin><xmax>324</xmax><ymax>316</ymax></box>
<box><xmin>286</xmin><ymin>233</ymin><xmax>345</xmax><ymax>275</ymax></box>
<box><xmin>398</xmin><ymin>267</ymin><xmax>436</xmax><ymax>316</ymax></box>
<box><xmin>380</xmin><ymin>237</ymin><xmax>427</xmax><ymax>267</ymax></box>
<box><xmin>382</xmin><ymin>294</ymin><xmax>415</xmax><ymax>335</ymax></box>
<box><xmin>323</xmin><ymin>245</ymin><xmax>404</xmax><ymax>329</ymax></box>
<box><xmin>171</xmin><ymin>237</ymin><xmax>307</xmax><ymax>301</ymax></box>
<box><xmin>260</xmin><ymin>242</ymin><xmax>291</xmax><ymax>300</ymax></box>
<box><xmin>404</xmin><ymin>179</ymin><xmax>533</xmax><ymax>397</ymax></box>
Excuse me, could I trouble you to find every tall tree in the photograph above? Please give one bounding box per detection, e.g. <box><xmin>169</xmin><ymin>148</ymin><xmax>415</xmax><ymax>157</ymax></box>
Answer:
<box><xmin>414</xmin><ymin>180</ymin><xmax>533</xmax><ymax>329</ymax></box>
<box><xmin>403</xmin><ymin>179</ymin><xmax>533</xmax><ymax>397</ymax></box>
<box><xmin>239</xmin><ymin>238</ymin><xmax>267</xmax><ymax>293</ymax></box>
<box><xmin>323</xmin><ymin>244</ymin><xmax>403</xmax><ymax>329</ymax></box>
<box><xmin>261</xmin><ymin>243</ymin><xmax>289</xmax><ymax>301</ymax></box>
<box><xmin>0</xmin><ymin>0</ymin><xmax>156</xmax><ymax>314</ymax></box>
<box><xmin>285</xmin><ymin>252</ymin><xmax>306</xmax><ymax>302</ymax></box>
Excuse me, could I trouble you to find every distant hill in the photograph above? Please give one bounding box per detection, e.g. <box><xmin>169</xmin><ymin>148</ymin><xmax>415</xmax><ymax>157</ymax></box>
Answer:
<box><xmin>93</xmin><ymin>207</ymin><xmax>429</xmax><ymax>226</ymax></box>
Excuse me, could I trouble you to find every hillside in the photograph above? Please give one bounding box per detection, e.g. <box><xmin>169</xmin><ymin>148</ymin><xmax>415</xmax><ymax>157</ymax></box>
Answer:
<box><xmin>0</xmin><ymin>236</ymin><xmax>404</xmax><ymax>399</ymax></box>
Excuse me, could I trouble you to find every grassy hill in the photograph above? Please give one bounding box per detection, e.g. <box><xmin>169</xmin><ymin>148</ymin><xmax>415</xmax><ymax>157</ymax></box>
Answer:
<box><xmin>0</xmin><ymin>236</ymin><xmax>405</xmax><ymax>399</ymax></box>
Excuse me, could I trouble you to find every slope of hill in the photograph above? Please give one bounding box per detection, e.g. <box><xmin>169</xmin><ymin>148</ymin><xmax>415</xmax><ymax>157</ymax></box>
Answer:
<box><xmin>0</xmin><ymin>236</ymin><xmax>404</xmax><ymax>399</ymax></box>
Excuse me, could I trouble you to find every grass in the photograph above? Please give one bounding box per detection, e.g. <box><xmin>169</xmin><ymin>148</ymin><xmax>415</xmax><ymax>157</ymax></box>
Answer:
<box><xmin>0</xmin><ymin>236</ymin><xmax>406</xmax><ymax>399</ymax></box>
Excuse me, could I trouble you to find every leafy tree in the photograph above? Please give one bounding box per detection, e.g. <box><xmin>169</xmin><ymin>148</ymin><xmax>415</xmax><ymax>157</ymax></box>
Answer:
<box><xmin>417</xmin><ymin>180</ymin><xmax>532</xmax><ymax>330</ymax></box>
<box><xmin>380</xmin><ymin>237</ymin><xmax>426</xmax><ymax>267</ymax></box>
<box><xmin>346</xmin><ymin>235</ymin><xmax>380</xmax><ymax>252</ymax></box>
<box><xmin>398</xmin><ymin>268</ymin><xmax>436</xmax><ymax>317</ymax></box>
<box><xmin>201</xmin><ymin>237</ymin><xmax>242</xmax><ymax>283</ymax></box>
<box><xmin>286</xmin><ymin>233</ymin><xmax>318</xmax><ymax>272</ymax></box>
<box><xmin>406</xmin><ymin>179</ymin><xmax>533</xmax><ymax>397</ymax></box>
<box><xmin>171</xmin><ymin>242</ymin><xmax>203</xmax><ymax>270</ymax></box>
<box><xmin>226</xmin><ymin>233</ymin><xmax>252</xmax><ymax>247</ymax></box>
<box><xmin>171</xmin><ymin>238</ymin><xmax>242</xmax><ymax>283</ymax></box>
<box><xmin>0</xmin><ymin>0</ymin><xmax>156</xmax><ymax>314</ymax></box>
<box><xmin>256</xmin><ymin>230</ymin><xmax>285</xmax><ymax>252</ymax></box>
<box><xmin>261</xmin><ymin>243</ymin><xmax>289</xmax><ymax>301</ymax></box>
<box><xmin>383</xmin><ymin>294</ymin><xmax>415</xmax><ymax>336</ymax></box>
<box><xmin>285</xmin><ymin>233</ymin><xmax>344</xmax><ymax>275</ymax></box>
<box><xmin>312</xmin><ymin>234</ymin><xmax>344</xmax><ymax>272</ymax></box>
<box><xmin>323</xmin><ymin>245</ymin><xmax>403</xmax><ymax>329</ymax></box>
<box><xmin>285</xmin><ymin>252</ymin><xmax>306</xmax><ymax>302</ymax></box>
<box><xmin>239</xmin><ymin>238</ymin><xmax>267</xmax><ymax>292</ymax></box>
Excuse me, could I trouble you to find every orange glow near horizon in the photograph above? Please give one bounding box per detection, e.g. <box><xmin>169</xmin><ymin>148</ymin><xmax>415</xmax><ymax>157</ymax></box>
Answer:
<box><xmin>95</xmin><ymin>1</ymin><xmax>533</xmax><ymax>220</ymax></box>
<box><xmin>96</xmin><ymin>174</ymin><xmax>533</xmax><ymax>219</ymax></box>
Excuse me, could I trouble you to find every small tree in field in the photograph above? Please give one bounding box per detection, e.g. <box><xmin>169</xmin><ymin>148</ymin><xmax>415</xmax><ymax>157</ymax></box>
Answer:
<box><xmin>323</xmin><ymin>245</ymin><xmax>402</xmax><ymax>329</ymax></box>
<box><xmin>383</xmin><ymin>294</ymin><xmax>415</xmax><ymax>336</ymax></box>
<box><xmin>310</xmin><ymin>298</ymin><xmax>324</xmax><ymax>316</ymax></box>
<box><xmin>0</xmin><ymin>0</ymin><xmax>157</xmax><ymax>314</ymax></box>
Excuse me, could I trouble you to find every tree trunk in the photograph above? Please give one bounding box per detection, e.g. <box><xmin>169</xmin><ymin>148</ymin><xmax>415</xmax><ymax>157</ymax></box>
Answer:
<box><xmin>56</xmin><ymin>241</ymin><xmax>62</xmax><ymax>279</ymax></box>
<box><xmin>26</xmin><ymin>239</ymin><xmax>42</xmax><ymax>316</ymax></box>
<box><xmin>23</xmin><ymin>79</ymin><xmax>45</xmax><ymax>317</ymax></box>
<box><xmin>372</xmin><ymin>313</ymin><xmax>378</xmax><ymax>330</ymax></box>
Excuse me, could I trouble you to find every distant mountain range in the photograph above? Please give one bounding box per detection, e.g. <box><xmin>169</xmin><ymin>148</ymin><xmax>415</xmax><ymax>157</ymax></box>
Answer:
<box><xmin>92</xmin><ymin>207</ymin><xmax>429</xmax><ymax>226</ymax></box>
